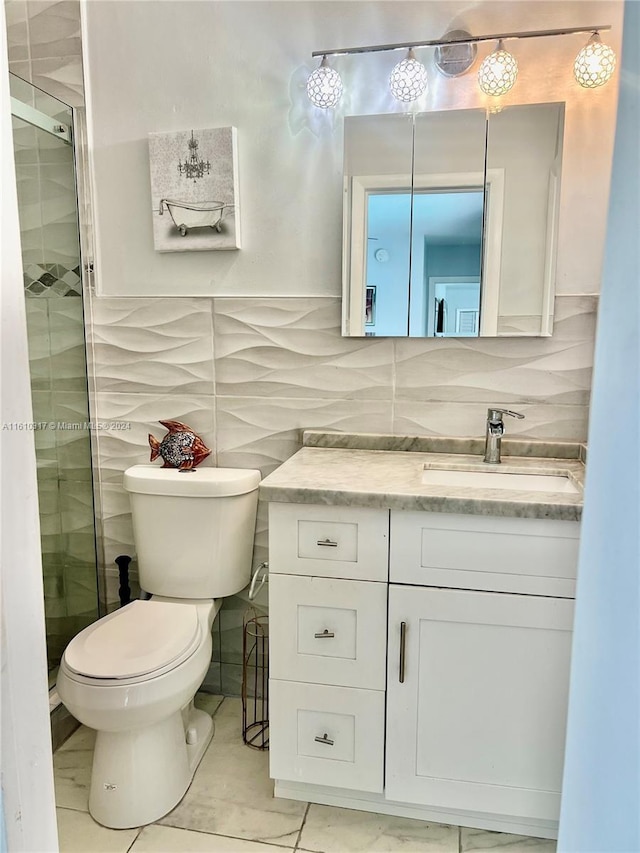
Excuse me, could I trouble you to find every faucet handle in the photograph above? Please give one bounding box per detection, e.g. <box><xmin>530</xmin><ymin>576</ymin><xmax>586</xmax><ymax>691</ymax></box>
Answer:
<box><xmin>487</xmin><ymin>407</ymin><xmax>525</xmax><ymax>423</ymax></box>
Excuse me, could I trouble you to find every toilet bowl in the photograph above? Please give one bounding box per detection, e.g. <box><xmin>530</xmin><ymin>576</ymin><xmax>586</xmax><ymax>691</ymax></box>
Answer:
<box><xmin>56</xmin><ymin>464</ymin><xmax>261</xmax><ymax>829</ymax></box>
<box><xmin>57</xmin><ymin>597</ymin><xmax>221</xmax><ymax>828</ymax></box>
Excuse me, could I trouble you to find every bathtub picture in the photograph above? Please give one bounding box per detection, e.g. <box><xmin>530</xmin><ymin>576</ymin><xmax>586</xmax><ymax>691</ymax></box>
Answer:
<box><xmin>148</xmin><ymin>126</ymin><xmax>241</xmax><ymax>251</ymax></box>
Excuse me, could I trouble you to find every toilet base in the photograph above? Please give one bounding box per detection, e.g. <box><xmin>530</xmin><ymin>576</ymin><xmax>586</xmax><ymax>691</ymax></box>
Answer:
<box><xmin>88</xmin><ymin>704</ymin><xmax>214</xmax><ymax>829</ymax></box>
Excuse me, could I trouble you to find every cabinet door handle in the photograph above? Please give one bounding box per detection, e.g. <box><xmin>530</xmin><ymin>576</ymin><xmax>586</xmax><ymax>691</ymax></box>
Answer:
<box><xmin>314</xmin><ymin>629</ymin><xmax>335</xmax><ymax>638</ymax></box>
<box><xmin>314</xmin><ymin>733</ymin><xmax>334</xmax><ymax>746</ymax></box>
<box><xmin>399</xmin><ymin>621</ymin><xmax>407</xmax><ymax>683</ymax></box>
<box><xmin>317</xmin><ymin>538</ymin><xmax>338</xmax><ymax>547</ymax></box>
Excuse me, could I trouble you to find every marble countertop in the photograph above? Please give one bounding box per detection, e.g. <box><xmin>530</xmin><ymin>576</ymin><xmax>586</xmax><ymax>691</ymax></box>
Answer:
<box><xmin>259</xmin><ymin>443</ymin><xmax>585</xmax><ymax>521</ymax></box>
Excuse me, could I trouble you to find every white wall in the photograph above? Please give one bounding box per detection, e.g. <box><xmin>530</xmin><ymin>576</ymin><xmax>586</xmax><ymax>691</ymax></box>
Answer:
<box><xmin>558</xmin><ymin>2</ymin><xmax>640</xmax><ymax>849</ymax></box>
<box><xmin>487</xmin><ymin>103</ymin><xmax>563</xmax><ymax>319</ymax></box>
<box><xmin>83</xmin><ymin>0</ymin><xmax>623</xmax><ymax>297</ymax></box>
<box><xmin>0</xmin><ymin>4</ymin><xmax>59</xmax><ymax>849</ymax></box>
<box><xmin>366</xmin><ymin>217</ymin><xmax>411</xmax><ymax>336</ymax></box>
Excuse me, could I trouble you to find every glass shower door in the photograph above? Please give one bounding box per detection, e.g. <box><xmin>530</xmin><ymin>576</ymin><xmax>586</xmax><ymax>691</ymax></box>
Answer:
<box><xmin>10</xmin><ymin>75</ymin><xmax>100</xmax><ymax>685</ymax></box>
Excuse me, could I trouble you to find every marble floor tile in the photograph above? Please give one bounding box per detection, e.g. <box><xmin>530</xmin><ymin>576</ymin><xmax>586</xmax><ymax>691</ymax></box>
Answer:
<box><xmin>194</xmin><ymin>692</ymin><xmax>224</xmax><ymax>717</ymax></box>
<box><xmin>56</xmin><ymin>806</ymin><xmax>140</xmax><ymax>853</ymax></box>
<box><xmin>158</xmin><ymin>698</ymin><xmax>306</xmax><ymax>847</ymax></box>
<box><xmin>52</xmin><ymin>697</ymin><xmax>562</xmax><ymax>853</ymax></box>
<box><xmin>298</xmin><ymin>804</ymin><xmax>458</xmax><ymax>852</ymax></box>
<box><xmin>53</xmin><ymin>723</ymin><xmax>95</xmax><ymax>811</ymax></box>
<box><xmin>460</xmin><ymin>827</ymin><xmax>556</xmax><ymax>852</ymax></box>
<box><xmin>131</xmin><ymin>824</ymin><xmax>294</xmax><ymax>852</ymax></box>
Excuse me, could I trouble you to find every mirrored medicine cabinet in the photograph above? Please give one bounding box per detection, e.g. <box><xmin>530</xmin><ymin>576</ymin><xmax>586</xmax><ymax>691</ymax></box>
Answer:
<box><xmin>342</xmin><ymin>103</ymin><xmax>565</xmax><ymax>338</ymax></box>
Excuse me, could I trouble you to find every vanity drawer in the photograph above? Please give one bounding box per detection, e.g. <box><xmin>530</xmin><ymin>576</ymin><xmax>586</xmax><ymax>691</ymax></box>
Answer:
<box><xmin>269</xmin><ymin>574</ymin><xmax>387</xmax><ymax>689</ymax></box>
<box><xmin>269</xmin><ymin>503</ymin><xmax>389</xmax><ymax>581</ymax></box>
<box><xmin>391</xmin><ymin>511</ymin><xmax>580</xmax><ymax>597</ymax></box>
<box><xmin>269</xmin><ymin>679</ymin><xmax>384</xmax><ymax>792</ymax></box>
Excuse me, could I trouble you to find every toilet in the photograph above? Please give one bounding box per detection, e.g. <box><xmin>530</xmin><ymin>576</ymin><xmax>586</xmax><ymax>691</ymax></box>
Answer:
<box><xmin>56</xmin><ymin>464</ymin><xmax>261</xmax><ymax>829</ymax></box>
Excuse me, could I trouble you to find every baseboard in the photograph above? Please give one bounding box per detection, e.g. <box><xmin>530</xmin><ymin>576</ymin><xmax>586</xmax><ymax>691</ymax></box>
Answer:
<box><xmin>274</xmin><ymin>780</ymin><xmax>559</xmax><ymax>841</ymax></box>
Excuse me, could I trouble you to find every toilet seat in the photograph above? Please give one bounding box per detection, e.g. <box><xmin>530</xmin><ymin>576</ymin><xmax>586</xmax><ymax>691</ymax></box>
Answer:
<box><xmin>64</xmin><ymin>600</ymin><xmax>202</xmax><ymax>682</ymax></box>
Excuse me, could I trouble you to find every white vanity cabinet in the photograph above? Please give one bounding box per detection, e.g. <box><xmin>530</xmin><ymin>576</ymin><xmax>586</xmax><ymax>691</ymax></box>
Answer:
<box><xmin>385</xmin><ymin>509</ymin><xmax>579</xmax><ymax>831</ymax></box>
<box><xmin>268</xmin><ymin>502</ymin><xmax>389</xmax><ymax>794</ymax></box>
<box><xmin>268</xmin><ymin>499</ymin><xmax>580</xmax><ymax>839</ymax></box>
<box><xmin>386</xmin><ymin>585</ymin><xmax>574</xmax><ymax>820</ymax></box>
<box><xmin>390</xmin><ymin>510</ymin><xmax>580</xmax><ymax>597</ymax></box>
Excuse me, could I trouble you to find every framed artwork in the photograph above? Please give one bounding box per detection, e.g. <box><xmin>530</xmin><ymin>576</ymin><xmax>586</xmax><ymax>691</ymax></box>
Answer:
<box><xmin>148</xmin><ymin>127</ymin><xmax>240</xmax><ymax>252</ymax></box>
<box><xmin>365</xmin><ymin>285</ymin><xmax>376</xmax><ymax>325</ymax></box>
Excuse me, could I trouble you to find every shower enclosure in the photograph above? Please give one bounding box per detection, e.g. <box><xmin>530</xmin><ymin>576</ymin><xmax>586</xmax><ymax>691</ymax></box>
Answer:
<box><xmin>10</xmin><ymin>73</ymin><xmax>100</xmax><ymax>687</ymax></box>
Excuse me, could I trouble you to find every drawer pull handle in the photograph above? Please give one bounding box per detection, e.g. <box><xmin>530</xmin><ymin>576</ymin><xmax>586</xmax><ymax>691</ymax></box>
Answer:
<box><xmin>399</xmin><ymin>621</ymin><xmax>407</xmax><ymax>684</ymax></box>
<box><xmin>314</xmin><ymin>629</ymin><xmax>335</xmax><ymax>639</ymax></box>
<box><xmin>317</xmin><ymin>538</ymin><xmax>338</xmax><ymax>547</ymax></box>
<box><xmin>315</xmin><ymin>733</ymin><xmax>334</xmax><ymax>746</ymax></box>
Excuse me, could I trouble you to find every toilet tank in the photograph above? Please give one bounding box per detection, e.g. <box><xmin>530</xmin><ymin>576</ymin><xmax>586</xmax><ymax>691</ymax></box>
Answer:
<box><xmin>123</xmin><ymin>465</ymin><xmax>261</xmax><ymax>599</ymax></box>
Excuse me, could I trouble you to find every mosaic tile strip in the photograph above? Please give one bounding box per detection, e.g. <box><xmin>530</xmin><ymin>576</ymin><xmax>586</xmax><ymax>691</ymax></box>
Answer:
<box><xmin>24</xmin><ymin>262</ymin><xmax>82</xmax><ymax>296</ymax></box>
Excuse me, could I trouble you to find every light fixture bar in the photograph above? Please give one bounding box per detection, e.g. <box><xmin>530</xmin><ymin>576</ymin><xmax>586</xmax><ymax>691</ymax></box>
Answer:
<box><xmin>311</xmin><ymin>25</ymin><xmax>612</xmax><ymax>59</ymax></box>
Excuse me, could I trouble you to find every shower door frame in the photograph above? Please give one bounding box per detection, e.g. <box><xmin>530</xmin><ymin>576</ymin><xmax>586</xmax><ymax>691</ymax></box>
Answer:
<box><xmin>10</xmin><ymin>94</ymin><xmax>72</xmax><ymax>142</ymax></box>
<box><xmin>10</xmin><ymin>79</ymin><xmax>105</xmax><ymax>700</ymax></box>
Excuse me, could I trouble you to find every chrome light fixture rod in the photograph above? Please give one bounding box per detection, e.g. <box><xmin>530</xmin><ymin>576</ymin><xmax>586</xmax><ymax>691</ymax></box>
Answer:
<box><xmin>311</xmin><ymin>24</ymin><xmax>612</xmax><ymax>59</ymax></box>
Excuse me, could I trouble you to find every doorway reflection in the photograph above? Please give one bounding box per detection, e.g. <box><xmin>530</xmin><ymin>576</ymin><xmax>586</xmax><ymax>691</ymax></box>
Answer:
<box><xmin>365</xmin><ymin>189</ymin><xmax>483</xmax><ymax>336</ymax></box>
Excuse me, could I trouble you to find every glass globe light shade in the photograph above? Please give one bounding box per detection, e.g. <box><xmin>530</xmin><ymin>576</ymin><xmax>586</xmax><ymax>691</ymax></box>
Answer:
<box><xmin>478</xmin><ymin>40</ymin><xmax>518</xmax><ymax>96</ymax></box>
<box><xmin>574</xmin><ymin>33</ymin><xmax>616</xmax><ymax>88</ymax></box>
<box><xmin>306</xmin><ymin>56</ymin><xmax>343</xmax><ymax>109</ymax></box>
<box><xmin>389</xmin><ymin>49</ymin><xmax>428</xmax><ymax>102</ymax></box>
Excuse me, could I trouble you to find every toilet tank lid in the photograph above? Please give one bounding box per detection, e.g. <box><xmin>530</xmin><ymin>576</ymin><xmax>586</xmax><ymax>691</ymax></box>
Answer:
<box><xmin>124</xmin><ymin>465</ymin><xmax>261</xmax><ymax>497</ymax></box>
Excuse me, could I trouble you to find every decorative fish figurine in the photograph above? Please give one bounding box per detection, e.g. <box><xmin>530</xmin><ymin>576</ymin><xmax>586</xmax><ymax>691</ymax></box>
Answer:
<box><xmin>148</xmin><ymin>420</ymin><xmax>211</xmax><ymax>470</ymax></box>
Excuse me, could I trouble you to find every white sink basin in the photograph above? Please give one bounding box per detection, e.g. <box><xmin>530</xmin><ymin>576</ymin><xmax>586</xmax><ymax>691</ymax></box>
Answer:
<box><xmin>421</xmin><ymin>466</ymin><xmax>580</xmax><ymax>494</ymax></box>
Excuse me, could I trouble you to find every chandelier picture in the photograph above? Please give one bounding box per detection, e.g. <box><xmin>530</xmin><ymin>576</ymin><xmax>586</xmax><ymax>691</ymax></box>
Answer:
<box><xmin>178</xmin><ymin>130</ymin><xmax>211</xmax><ymax>182</ymax></box>
<box><xmin>306</xmin><ymin>25</ymin><xmax>616</xmax><ymax>108</ymax></box>
<box><xmin>148</xmin><ymin>126</ymin><xmax>241</xmax><ymax>251</ymax></box>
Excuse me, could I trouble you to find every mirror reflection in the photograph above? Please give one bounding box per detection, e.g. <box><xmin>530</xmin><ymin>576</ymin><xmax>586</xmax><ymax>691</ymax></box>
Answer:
<box><xmin>342</xmin><ymin>104</ymin><xmax>565</xmax><ymax>338</ymax></box>
<box><xmin>365</xmin><ymin>189</ymin><xmax>483</xmax><ymax>336</ymax></box>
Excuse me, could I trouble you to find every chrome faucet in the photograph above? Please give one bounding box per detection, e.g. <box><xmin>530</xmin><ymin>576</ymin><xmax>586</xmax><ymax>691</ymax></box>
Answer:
<box><xmin>484</xmin><ymin>408</ymin><xmax>525</xmax><ymax>464</ymax></box>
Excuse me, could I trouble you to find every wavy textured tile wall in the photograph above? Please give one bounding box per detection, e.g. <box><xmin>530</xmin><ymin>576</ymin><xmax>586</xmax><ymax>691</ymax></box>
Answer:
<box><xmin>91</xmin><ymin>298</ymin><xmax>215</xmax><ymax>395</ymax></box>
<box><xmin>91</xmin><ymin>292</ymin><xmax>597</xmax><ymax>688</ymax></box>
<box><xmin>214</xmin><ymin>297</ymin><xmax>394</xmax><ymax>399</ymax></box>
<box><xmin>91</xmin><ymin>298</ymin><xmax>217</xmax><ymax>587</ymax></box>
<box><xmin>394</xmin><ymin>297</ymin><xmax>596</xmax><ymax>405</ymax></box>
<box><xmin>216</xmin><ymin>396</ymin><xmax>394</xmax><ymax>475</ymax></box>
<box><xmin>7</xmin><ymin>0</ymin><xmax>85</xmax><ymax>106</ymax></box>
